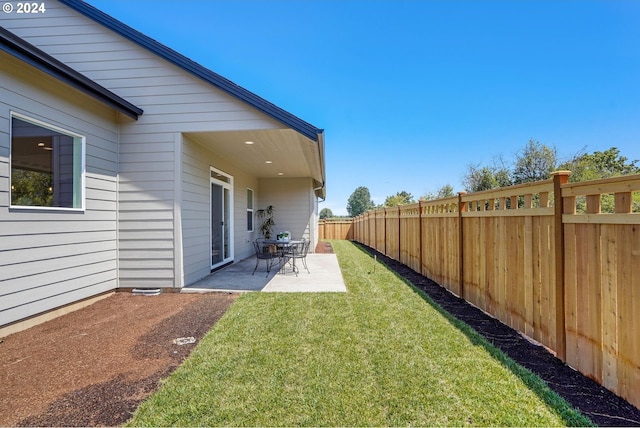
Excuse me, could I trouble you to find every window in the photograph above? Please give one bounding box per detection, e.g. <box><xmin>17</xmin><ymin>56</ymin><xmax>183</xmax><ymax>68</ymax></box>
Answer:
<box><xmin>247</xmin><ymin>188</ymin><xmax>254</xmax><ymax>231</ymax></box>
<box><xmin>10</xmin><ymin>114</ymin><xmax>84</xmax><ymax>209</ymax></box>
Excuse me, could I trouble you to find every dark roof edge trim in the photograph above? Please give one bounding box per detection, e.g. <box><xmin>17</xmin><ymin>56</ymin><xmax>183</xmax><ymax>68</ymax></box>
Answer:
<box><xmin>0</xmin><ymin>26</ymin><xmax>143</xmax><ymax>120</ymax></box>
<box><xmin>60</xmin><ymin>0</ymin><xmax>321</xmax><ymax>142</ymax></box>
<box><xmin>316</xmin><ymin>131</ymin><xmax>326</xmax><ymax>198</ymax></box>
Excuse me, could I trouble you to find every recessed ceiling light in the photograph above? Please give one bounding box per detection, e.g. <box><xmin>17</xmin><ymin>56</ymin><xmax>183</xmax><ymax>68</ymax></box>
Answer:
<box><xmin>278</xmin><ymin>172</ymin><xmax>284</xmax><ymax>176</ymax></box>
<box><xmin>244</xmin><ymin>141</ymin><xmax>255</xmax><ymax>145</ymax></box>
<box><xmin>265</xmin><ymin>160</ymin><xmax>273</xmax><ymax>164</ymax></box>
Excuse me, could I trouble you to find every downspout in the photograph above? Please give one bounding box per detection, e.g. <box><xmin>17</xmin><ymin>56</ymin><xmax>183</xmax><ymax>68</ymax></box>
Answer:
<box><xmin>312</xmin><ymin>182</ymin><xmax>324</xmax><ymax>251</ymax></box>
<box><xmin>313</xmin><ymin>131</ymin><xmax>326</xmax><ymax>252</ymax></box>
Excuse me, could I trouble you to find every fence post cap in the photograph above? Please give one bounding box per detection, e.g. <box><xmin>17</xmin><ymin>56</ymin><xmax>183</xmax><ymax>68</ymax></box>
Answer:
<box><xmin>551</xmin><ymin>170</ymin><xmax>572</xmax><ymax>177</ymax></box>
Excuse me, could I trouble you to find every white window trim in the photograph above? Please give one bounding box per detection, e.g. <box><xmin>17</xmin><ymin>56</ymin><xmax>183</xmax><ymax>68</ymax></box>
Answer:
<box><xmin>9</xmin><ymin>111</ymin><xmax>86</xmax><ymax>212</ymax></box>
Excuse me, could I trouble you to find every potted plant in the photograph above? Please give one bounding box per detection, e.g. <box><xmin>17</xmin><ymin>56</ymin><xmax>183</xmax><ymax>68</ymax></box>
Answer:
<box><xmin>277</xmin><ymin>231</ymin><xmax>290</xmax><ymax>242</ymax></box>
<box><xmin>256</xmin><ymin>205</ymin><xmax>275</xmax><ymax>239</ymax></box>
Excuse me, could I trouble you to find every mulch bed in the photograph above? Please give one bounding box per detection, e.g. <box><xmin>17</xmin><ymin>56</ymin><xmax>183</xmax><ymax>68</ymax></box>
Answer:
<box><xmin>0</xmin><ymin>292</ymin><xmax>237</xmax><ymax>427</ymax></box>
<box><xmin>359</xmin><ymin>243</ymin><xmax>640</xmax><ymax>427</ymax></box>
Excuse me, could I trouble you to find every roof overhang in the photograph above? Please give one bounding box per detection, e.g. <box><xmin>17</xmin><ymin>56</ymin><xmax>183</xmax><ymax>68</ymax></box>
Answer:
<box><xmin>185</xmin><ymin>128</ymin><xmax>325</xmax><ymax>198</ymax></box>
<box><xmin>0</xmin><ymin>26</ymin><xmax>143</xmax><ymax>120</ymax></box>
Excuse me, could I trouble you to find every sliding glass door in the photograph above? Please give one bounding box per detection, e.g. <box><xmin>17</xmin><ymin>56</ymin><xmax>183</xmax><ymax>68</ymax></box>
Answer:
<box><xmin>210</xmin><ymin>167</ymin><xmax>233</xmax><ymax>270</ymax></box>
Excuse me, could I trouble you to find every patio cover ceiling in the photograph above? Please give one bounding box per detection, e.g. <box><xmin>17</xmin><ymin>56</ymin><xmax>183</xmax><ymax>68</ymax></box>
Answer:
<box><xmin>185</xmin><ymin>128</ymin><xmax>325</xmax><ymax>198</ymax></box>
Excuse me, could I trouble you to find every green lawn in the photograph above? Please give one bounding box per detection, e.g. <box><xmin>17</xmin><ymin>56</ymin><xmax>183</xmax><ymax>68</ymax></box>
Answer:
<box><xmin>127</xmin><ymin>240</ymin><xmax>591</xmax><ymax>427</ymax></box>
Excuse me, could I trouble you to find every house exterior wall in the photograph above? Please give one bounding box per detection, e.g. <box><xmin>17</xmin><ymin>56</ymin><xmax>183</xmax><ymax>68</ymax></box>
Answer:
<box><xmin>0</xmin><ymin>51</ymin><xmax>121</xmax><ymax>327</ymax></box>
<box><xmin>2</xmin><ymin>1</ymin><xmax>323</xmax><ymax>296</ymax></box>
<box><xmin>258</xmin><ymin>177</ymin><xmax>318</xmax><ymax>250</ymax></box>
<box><xmin>1</xmin><ymin>3</ymin><xmax>284</xmax><ymax>288</ymax></box>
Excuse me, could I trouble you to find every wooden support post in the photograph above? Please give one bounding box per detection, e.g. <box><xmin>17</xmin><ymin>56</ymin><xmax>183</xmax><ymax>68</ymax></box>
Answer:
<box><xmin>373</xmin><ymin>210</ymin><xmax>377</xmax><ymax>252</ymax></box>
<box><xmin>398</xmin><ymin>205</ymin><xmax>402</xmax><ymax>262</ymax></box>
<box><xmin>458</xmin><ymin>192</ymin><xmax>467</xmax><ymax>299</ymax></box>
<box><xmin>367</xmin><ymin>211</ymin><xmax>376</xmax><ymax>248</ymax></box>
<box><xmin>552</xmin><ymin>170</ymin><xmax>571</xmax><ymax>361</ymax></box>
<box><xmin>419</xmin><ymin>200</ymin><xmax>424</xmax><ymax>276</ymax></box>
<box><xmin>383</xmin><ymin>208</ymin><xmax>387</xmax><ymax>256</ymax></box>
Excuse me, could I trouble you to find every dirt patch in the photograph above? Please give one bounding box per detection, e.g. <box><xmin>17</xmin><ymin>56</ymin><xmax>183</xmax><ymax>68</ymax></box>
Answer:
<box><xmin>360</xmin><ymin>244</ymin><xmax>640</xmax><ymax>427</ymax></box>
<box><xmin>314</xmin><ymin>241</ymin><xmax>334</xmax><ymax>253</ymax></box>
<box><xmin>0</xmin><ymin>292</ymin><xmax>237</xmax><ymax>427</ymax></box>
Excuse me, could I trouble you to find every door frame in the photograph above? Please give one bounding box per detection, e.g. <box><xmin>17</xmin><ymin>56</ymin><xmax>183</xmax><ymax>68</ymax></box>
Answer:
<box><xmin>210</xmin><ymin>166</ymin><xmax>234</xmax><ymax>270</ymax></box>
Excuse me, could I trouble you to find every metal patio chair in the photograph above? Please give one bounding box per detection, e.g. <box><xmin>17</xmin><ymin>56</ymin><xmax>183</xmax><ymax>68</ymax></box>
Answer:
<box><xmin>281</xmin><ymin>238</ymin><xmax>310</xmax><ymax>276</ymax></box>
<box><xmin>252</xmin><ymin>239</ymin><xmax>278</xmax><ymax>277</ymax></box>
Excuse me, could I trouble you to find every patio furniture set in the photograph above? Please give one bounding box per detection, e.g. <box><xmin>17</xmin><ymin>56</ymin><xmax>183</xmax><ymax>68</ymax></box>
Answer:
<box><xmin>252</xmin><ymin>238</ymin><xmax>311</xmax><ymax>277</ymax></box>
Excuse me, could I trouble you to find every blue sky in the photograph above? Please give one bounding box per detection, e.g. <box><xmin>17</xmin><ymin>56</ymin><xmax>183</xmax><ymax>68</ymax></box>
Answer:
<box><xmin>87</xmin><ymin>0</ymin><xmax>640</xmax><ymax>215</ymax></box>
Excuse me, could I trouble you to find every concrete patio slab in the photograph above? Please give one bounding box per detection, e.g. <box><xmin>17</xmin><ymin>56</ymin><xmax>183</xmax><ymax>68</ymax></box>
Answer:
<box><xmin>184</xmin><ymin>254</ymin><xmax>346</xmax><ymax>293</ymax></box>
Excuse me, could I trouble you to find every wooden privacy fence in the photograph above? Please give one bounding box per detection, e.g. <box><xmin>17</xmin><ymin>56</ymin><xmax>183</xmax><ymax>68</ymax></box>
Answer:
<box><xmin>318</xmin><ymin>219</ymin><xmax>354</xmax><ymax>240</ymax></box>
<box><xmin>350</xmin><ymin>171</ymin><xmax>640</xmax><ymax>409</ymax></box>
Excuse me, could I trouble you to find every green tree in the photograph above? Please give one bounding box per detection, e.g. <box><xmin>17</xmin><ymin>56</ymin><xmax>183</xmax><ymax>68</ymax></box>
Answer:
<box><xmin>512</xmin><ymin>140</ymin><xmax>557</xmax><ymax>184</ymax></box>
<box><xmin>461</xmin><ymin>142</ymin><xmax>640</xmax><ymax>211</ymax></box>
<box><xmin>347</xmin><ymin>186</ymin><xmax>374</xmax><ymax>217</ymax></box>
<box><xmin>422</xmin><ymin>184</ymin><xmax>455</xmax><ymax>201</ymax></box>
<box><xmin>384</xmin><ymin>191</ymin><xmax>415</xmax><ymax>207</ymax></box>
<box><xmin>559</xmin><ymin>147</ymin><xmax>640</xmax><ymax>213</ymax></box>
<box><xmin>559</xmin><ymin>147</ymin><xmax>640</xmax><ymax>182</ymax></box>
<box><xmin>436</xmin><ymin>184</ymin><xmax>455</xmax><ymax>198</ymax></box>
<box><xmin>462</xmin><ymin>164</ymin><xmax>511</xmax><ymax>192</ymax></box>
<box><xmin>319</xmin><ymin>208</ymin><xmax>333</xmax><ymax>219</ymax></box>
<box><xmin>11</xmin><ymin>169</ymin><xmax>53</xmax><ymax>206</ymax></box>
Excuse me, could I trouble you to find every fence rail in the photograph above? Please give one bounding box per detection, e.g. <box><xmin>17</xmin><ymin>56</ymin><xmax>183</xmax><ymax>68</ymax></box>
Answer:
<box><xmin>328</xmin><ymin>172</ymin><xmax>640</xmax><ymax>410</ymax></box>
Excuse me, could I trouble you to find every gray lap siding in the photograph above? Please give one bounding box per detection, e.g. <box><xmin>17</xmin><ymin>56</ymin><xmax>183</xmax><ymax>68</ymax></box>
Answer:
<box><xmin>0</xmin><ymin>54</ymin><xmax>120</xmax><ymax>327</ymax></box>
